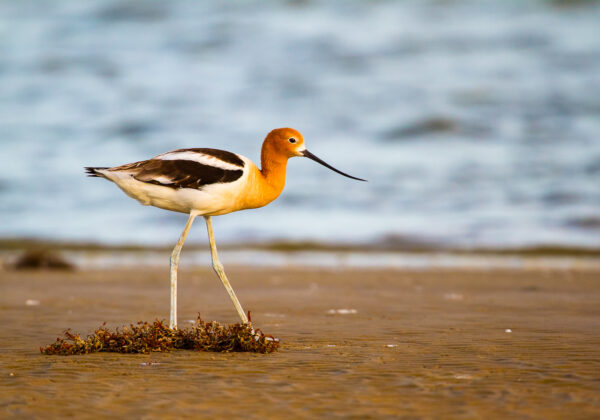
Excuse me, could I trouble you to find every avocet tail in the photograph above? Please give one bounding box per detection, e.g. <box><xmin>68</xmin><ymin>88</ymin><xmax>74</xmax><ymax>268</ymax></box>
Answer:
<box><xmin>85</xmin><ymin>167</ymin><xmax>109</xmax><ymax>178</ymax></box>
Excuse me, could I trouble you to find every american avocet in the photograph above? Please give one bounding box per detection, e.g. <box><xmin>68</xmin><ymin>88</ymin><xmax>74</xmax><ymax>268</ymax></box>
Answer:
<box><xmin>85</xmin><ymin>128</ymin><xmax>365</xmax><ymax>329</ymax></box>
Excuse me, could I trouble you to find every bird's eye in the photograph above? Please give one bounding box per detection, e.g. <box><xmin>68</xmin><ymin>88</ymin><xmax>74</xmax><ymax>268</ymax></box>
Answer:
<box><xmin>288</xmin><ymin>138</ymin><xmax>297</xmax><ymax>144</ymax></box>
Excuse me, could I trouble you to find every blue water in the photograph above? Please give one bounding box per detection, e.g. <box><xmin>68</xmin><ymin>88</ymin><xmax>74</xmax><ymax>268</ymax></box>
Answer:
<box><xmin>1</xmin><ymin>1</ymin><xmax>599</xmax><ymax>248</ymax></box>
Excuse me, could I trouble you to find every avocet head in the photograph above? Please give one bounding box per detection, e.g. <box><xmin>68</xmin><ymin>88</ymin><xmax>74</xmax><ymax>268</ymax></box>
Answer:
<box><xmin>264</xmin><ymin>127</ymin><xmax>366</xmax><ymax>182</ymax></box>
<box><xmin>264</xmin><ymin>127</ymin><xmax>306</xmax><ymax>158</ymax></box>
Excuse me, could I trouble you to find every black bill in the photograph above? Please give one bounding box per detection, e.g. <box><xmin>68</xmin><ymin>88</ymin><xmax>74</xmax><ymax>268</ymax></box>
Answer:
<box><xmin>302</xmin><ymin>150</ymin><xmax>367</xmax><ymax>182</ymax></box>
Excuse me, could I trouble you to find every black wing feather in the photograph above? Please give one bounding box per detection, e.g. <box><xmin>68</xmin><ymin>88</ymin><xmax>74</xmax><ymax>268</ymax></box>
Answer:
<box><xmin>133</xmin><ymin>159</ymin><xmax>243</xmax><ymax>189</ymax></box>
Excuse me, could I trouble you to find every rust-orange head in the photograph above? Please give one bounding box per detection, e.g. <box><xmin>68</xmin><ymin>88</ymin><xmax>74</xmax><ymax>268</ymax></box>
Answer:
<box><xmin>262</xmin><ymin>127</ymin><xmax>366</xmax><ymax>181</ymax></box>
<box><xmin>262</xmin><ymin>127</ymin><xmax>306</xmax><ymax>159</ymax></box>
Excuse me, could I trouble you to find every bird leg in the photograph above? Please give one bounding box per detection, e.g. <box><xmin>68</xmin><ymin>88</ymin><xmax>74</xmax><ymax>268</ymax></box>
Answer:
<box><xmin>169</xmin><ymin>212</ymin><xmax>197</xmax><ymax>329</ymax></box>
<box><xmin>204</xmin><ymin>216</ymin><xmax>249</xmax><ymax>324</ymax></box>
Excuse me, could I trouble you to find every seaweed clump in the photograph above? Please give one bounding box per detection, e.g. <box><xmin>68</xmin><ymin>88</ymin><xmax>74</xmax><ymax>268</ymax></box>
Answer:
<box><xmin>12</xmin><ymin>249</ymin><xmax>74</xmax><ymax>271</ymax></box>
<box><xmin>41</xmin><ymin>315</ymin><xmax>279</xmax><ymax>355</ymax></box>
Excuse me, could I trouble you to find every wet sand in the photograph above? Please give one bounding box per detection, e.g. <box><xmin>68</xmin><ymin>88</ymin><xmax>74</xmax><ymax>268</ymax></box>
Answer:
<box><xmin>1</xmin><ymin>266</ymin><xmax>599</xmax><ymax>418</ymax></box>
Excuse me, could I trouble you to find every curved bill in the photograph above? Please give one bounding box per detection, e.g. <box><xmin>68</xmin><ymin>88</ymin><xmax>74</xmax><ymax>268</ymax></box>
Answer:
<box><xmin>302</xmin><ymin>149</ymin><xmax>367</xmax><ymax>182</ymax></box>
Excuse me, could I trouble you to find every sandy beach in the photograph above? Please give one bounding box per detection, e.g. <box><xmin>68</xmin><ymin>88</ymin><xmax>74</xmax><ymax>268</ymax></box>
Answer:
<box><xmin>1</xmin><ymin>265</ymin><xmax>599</xmax><ymax>418</ymax></box>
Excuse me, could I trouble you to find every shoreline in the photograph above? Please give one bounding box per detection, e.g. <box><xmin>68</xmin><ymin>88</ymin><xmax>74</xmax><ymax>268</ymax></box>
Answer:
<box><xmin>2</xmin><ymin>247</ymin><xmax>600</xmax><ymax>271</ymax></box>
<box><xmin>2</xmin><ymin>237</ymin><xmax>600</xmax><ymax>272</ymax></box>
<box><xmin>2</xmin><ymin>237</ymin><xmax>600</xmax><ymax>256</ymax></box>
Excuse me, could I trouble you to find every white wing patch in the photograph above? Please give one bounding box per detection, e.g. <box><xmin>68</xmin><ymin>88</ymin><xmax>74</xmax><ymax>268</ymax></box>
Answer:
<box><xmin>151</xmin><ymin>176</ymin><xmax>176</xmax><ymax>185</ymax></box>
<box><xmin>156</xmin><ymin>151</ymin><xmax>242</xmax><ymax>171</ymax></box>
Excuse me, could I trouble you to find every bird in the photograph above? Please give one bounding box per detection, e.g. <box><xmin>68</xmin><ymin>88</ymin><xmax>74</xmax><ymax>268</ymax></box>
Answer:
<box><xmin>85</xmin><ymin>127</ymin><xmax>366</xmax><ymax>329</ymax></box>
